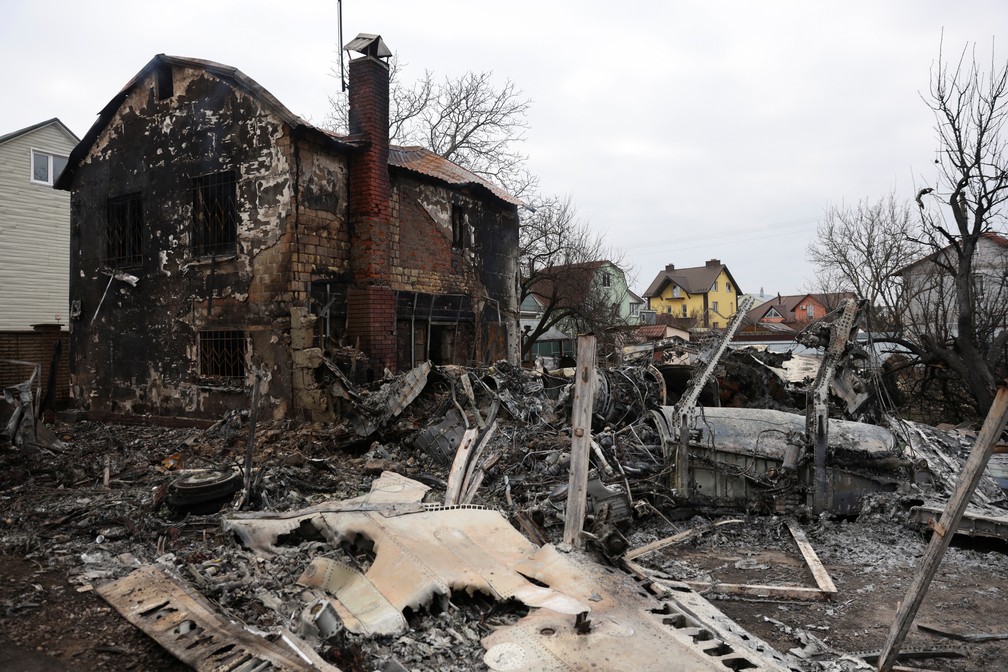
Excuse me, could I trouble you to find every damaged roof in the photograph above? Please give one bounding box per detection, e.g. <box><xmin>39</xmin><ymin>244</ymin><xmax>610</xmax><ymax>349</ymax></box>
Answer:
<box><xmin>389</xmin><ymin>145</ymin><xmax>522</xmax><ymax>207</ymax></box>
<box><xmin>55</xmin><ymin>54</ymin><xmax>520</xmax><ymax>208</ymax></box>
<box><xmin>55</xmin><ymin>54</ymin><xmax>363</xmax><ymax>190</ymax></box>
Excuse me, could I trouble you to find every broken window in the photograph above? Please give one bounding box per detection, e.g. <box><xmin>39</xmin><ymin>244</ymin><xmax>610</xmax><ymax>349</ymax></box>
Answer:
<box><xmin>451</xmin><ymin>204</ymin><xmax>465</xmax><ymax>249</ymax></box>
<box><xmin>106</xmin><ymin>193</ymin><xmax>143</xmax><ymax>268</ymax></box>
<box><xmin>192</xmin><ymin>170</ymin><xmax>238</xmax><ymax>257</ymax></box>
<box><xmin>199</xmin><ymin>330</ymin><xmax>246</xmax><ymax>380</ymax></box>
<box><xmin>155</xmin><ymin>62</ymin><xmax>173</xmax><ymax>100</ymax></box>
<box><xmin>30</xmin><ymin>149</ymin><xmax>68</xmax><ymax>186</ymax></box>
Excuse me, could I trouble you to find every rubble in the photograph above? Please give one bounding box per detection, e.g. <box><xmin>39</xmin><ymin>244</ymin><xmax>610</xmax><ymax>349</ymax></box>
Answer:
<box><xmin>3</xmin><ymin>318</ymin><xmax>1008</xmax><ymax>670</ymax></box>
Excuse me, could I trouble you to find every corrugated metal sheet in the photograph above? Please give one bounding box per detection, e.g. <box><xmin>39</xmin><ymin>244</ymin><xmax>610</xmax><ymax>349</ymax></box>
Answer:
<box><xmin>389</xmin><ymin>146</ymin><xmax>522</xmax><ymax>206</ymax></box>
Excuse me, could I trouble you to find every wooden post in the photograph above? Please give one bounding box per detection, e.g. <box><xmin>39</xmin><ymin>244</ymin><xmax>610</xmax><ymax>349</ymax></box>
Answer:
<box><xmin>563</xmin><ymin>334</ymin><xmax>596</xmax><ymax>548</ymax></box>
<box><xmin>236</xmin><ymin>372</ymin><xmax>262</xmax><ymax>511</ymax></box>
<box><xmin>877</xmin><ymin>382</ymin><xmax>1008</xmax><ymax>672</ymax></box>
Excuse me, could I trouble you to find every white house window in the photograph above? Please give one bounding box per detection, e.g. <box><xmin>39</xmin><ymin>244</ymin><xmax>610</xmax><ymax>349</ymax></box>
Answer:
<box><xmin>630</xmin><ymin>303</ymin><xmax>640</xmax><ymax>317</ymax></box>
<box><xmin>601</xmin><ymin>272</ymin><xmax>611</xmax><ymax>288</ymax></box>
<box><xmin>726</xmin><ymin>281</ymin><xmax>732</xmax><ymax>292</ymax></box>
<box><xmin>807</xmin><ymin>305</ymin><xmax>814</xmax><ymax>319</ymax></box>
<box><xmin>31</xmin><ymin>149</ymin><xmax>68</xmax><ymax>186</ymax></box>
<box><xmin>672</xmin><ymin>287</ymin><xmax>681</xmax><ymax>298</ymax></box>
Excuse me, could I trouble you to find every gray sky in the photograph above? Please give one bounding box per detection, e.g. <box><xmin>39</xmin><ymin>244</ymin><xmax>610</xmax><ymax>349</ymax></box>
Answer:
<box><xmin>3</xmin><ymin>1</ymin><xmax>1005</xmax><ymax>297</ymax></box>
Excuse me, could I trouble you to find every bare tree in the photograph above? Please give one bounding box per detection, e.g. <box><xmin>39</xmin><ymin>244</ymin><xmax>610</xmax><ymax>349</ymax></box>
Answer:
<box><xmin>807</xmin><ymin>193</ymin><xmax>923</xmax><ymax>331</ymax></box>
<box><xmin>808</xmin><ymin>42</ymin><xmax>1008</xmax><ymax>418</ymax></box>
<box><xmin>519</xmin><ymin>195</ymin><xmax>631</xmax><ymax>358</ymax></box>
<box><xmin>327</xmin><ymin>55</ymin><xmax>537</xmax><ymax>199</ymax></box>
<box><xmin>909</xmin><ymin>42</ymin><xmax>1008</xmax><ymax>414</ymax></box>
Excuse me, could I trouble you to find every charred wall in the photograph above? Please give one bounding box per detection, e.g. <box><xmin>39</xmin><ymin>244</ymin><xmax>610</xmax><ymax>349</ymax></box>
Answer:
<box><xmin>389</xmin><ymin>174</ymin><xmax>519</xmax><ymax>368</ymax></box>
<box><xmin>68</xmin><ymin>66</ymin><xmax>300</xmax><ymax>419</ymax></box>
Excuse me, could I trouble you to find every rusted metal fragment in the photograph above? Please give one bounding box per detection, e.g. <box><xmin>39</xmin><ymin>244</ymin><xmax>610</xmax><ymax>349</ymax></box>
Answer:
<box><xmin>96</xmin><ymin>564</ymin><xmax>340</xmax><ymax>671</ymax></box>
<box><xmin>484</xmin><ymin>546</ymin><xmax>791</xmax><ymax>671</ymax></box>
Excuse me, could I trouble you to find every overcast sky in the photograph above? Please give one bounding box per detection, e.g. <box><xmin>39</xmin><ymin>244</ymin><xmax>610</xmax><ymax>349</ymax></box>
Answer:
<box><xmin>3</xmin><ymin>1</ymin><xmax>1005</xmax><ymax>297</ymax></box>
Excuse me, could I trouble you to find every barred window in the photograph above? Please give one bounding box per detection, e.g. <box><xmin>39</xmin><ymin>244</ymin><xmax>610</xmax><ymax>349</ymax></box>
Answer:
<box><xmin>106</xmin><ymin>193</ymin><xmax>143</xmax><ymax>267</ymax></box>
<box><xmin>199</xmin><ymin>330</ymin><xmax>246</xmax><ymax>379</ymax></box>
<box><xmin>192</xmin><ymin>170</ymin><xmax>237</xmax><ymax>257</ymax></box>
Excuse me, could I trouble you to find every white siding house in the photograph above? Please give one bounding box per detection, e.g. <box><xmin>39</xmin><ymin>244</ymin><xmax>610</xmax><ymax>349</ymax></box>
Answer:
<box><xmin>0</xmin><ymin>118</ymin><xmax>79</xmax><ymax>330</ymax></box>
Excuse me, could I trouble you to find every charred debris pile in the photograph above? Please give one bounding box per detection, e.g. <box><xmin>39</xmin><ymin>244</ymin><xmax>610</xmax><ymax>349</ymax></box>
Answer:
<box><xmin>3</xmin><ymin>301</ymin><xmax>1008</xmax><ymax>672</ymax></box>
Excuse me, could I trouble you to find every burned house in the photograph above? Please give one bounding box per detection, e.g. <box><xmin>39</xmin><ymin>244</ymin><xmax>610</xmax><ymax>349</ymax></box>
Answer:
<box><xmin>55</xmin><ymin>36</ymin><xmax>520</xmax><ymax>421</ymax></box>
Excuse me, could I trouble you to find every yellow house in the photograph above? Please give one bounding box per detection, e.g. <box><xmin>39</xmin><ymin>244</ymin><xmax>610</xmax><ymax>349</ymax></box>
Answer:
<box><xmin>642</xmin><ymin>259</ymin><xmax>742</xmax><ymax>328</ymax></box>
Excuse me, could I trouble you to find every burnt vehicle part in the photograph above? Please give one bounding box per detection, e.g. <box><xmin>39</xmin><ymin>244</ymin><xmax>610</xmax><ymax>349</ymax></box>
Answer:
<box><xmin>800</xmin><ymin>298</ymin><xmax>867</xmax><ymax>512</ymax></box>
<box><xmin>98</xmin><ymin>564</ymin><xmax>337</xmax><ymax>671</ymax></box>
<box><xmin>646</xmin><ymin>406</ymin><xmax>904</xmax><ymax>514</ymax></box>
<box><xmin>167</xmin><ymin>470</ymin><xmax>243</xmax><ymax>513</ymax></box>
<box><xmin>671</xmin><ymin>295</ymin><xmax>756</xmax><ymax>495</ymax></box>
<box><xmin>589</xmin><ymin>365</ymin><xmax>666</xmax><ymax>428</ymax></box>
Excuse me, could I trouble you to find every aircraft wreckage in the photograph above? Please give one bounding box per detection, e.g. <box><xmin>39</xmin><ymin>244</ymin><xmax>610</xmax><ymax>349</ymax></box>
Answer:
<box><xmin>11</xmin><ymin>296</ymin><xmax>1008</xmax><ymax>671</ymax></box>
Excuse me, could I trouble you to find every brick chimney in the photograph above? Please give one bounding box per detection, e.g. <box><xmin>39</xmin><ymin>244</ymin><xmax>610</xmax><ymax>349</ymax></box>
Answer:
<box><xmin>705</xmin><ymin>258</ymin><xmax>721</xmax><ymax>268</ymax></box>
<box><xmin>343</xmin><ymin>34</ymin><xmax>396</xmax><ymax>377</ymax></box>
<box><xmin>665</xmin><ymin>263</ymin><xmax>675</xmax><ymax>272</ymax></box>
<box><xmin>347</xmin><ymin>47</ymin><xmax>391</xmax><ymax>282</ymax></box>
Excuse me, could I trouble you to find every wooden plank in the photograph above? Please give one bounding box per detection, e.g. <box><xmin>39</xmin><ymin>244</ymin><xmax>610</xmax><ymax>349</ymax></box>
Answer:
<box><xmin>625</xmin><ymin>519</ymin><xmax>744</xmax><ymax>561</ymax></box>
<box><xmin>683</xmin><ymin>581</ymin><xmax>833</xmax><ymax>602</ymax></box>
<box><xmin>443</xmin><ymin>428</ymin><xmax>478</xmax><ymax>505</ymax></box>
<box><xmin>563</xmin><ymin>334</ymin><xmax>596</xmax><ymax>548</ymax></box>
<box><xmin>877</xmin><ymin>382</ymin><xmax>1008</xmax><ymax>672</ymax></box>
<box><xmin>460</xmin><ymin>421</ymin><xmax>497</xmax><ymax>499</ymax></box>
<box><xmin>787</xmin><ymin>520</ymin><xmax>837</xmax><ymax>594</ymax></box>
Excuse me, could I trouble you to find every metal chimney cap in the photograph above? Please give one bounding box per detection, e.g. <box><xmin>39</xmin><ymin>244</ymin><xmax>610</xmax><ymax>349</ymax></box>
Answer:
<box><xmin>343</xmin><ymin>33</ymin><xmax>392</xmax><ymax>58</ymax></box>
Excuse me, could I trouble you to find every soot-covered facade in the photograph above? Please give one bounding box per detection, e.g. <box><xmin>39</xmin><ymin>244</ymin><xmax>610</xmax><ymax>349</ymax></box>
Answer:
<box><xmin>57</xmin><ymin>39</ymin><xmax>520</xmax><ymax>421</ymax></box>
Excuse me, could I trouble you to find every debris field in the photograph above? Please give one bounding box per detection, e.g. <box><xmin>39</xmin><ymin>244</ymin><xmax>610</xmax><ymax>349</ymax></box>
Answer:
<box><xmin>3</xmin><ymin>349</ymin><xmax>1008</xmax><ymax>672</ymax></box>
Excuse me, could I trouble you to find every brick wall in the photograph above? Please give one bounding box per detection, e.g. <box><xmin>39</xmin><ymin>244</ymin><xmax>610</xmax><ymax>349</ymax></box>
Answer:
<box><xmin>0</xmin><ymin>327</ymin><xmax>70</xmax><ymax>414</ymax></box>
<box><xmin>346</xmin><ymin>286</ymin><xmax>396</xmax><ymax>379</ymax></box>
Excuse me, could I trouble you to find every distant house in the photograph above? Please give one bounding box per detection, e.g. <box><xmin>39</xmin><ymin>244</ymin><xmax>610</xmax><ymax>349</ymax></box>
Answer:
<box><xmin>521</xmin><ymin>260</ymin><xmax>634</xmax><ymax>364</ymax></box>
<box><xmin>898</xmin><ymin>232</ymin><xmax>1008</xmax><ymax>339</ymax></box>
<box><xmin>55</xmin><ymin>41</ymin><xmax>520</xmax><ymax>421</ymax></box>
<box><xmin>0</xmin><ymin>118</ymin><xmax>79</xmax><ymax>330</ymax></box>
<box><xmin>643</xmin><ymin>259</ymin><xmax>742</xmax><ymax>328</ymax></box>
<box><xmin>746</xmin><ymin>292</ymin><xmax>853</xmax><ymax>327</ymax></box>
<box><xmin>627</xmin><ymin>289</ymin><xmax>645</xmax><ymax>323</ymax></box>
<box><xmin>0</xmin><ymin>118</ymin><xmax>79</xmax><ymax>415</ymax></box>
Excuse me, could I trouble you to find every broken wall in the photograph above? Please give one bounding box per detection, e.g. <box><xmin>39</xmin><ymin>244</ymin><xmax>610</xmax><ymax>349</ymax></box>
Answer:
<box><xmin>390</xmin><ymin>174</ymin><xmax>519</xmax><ymax>370</ymax></box>
<box><xmin>68</xmin><ymin>65</ymin><xmax>300</xmax><ymax>419</ymax></box>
